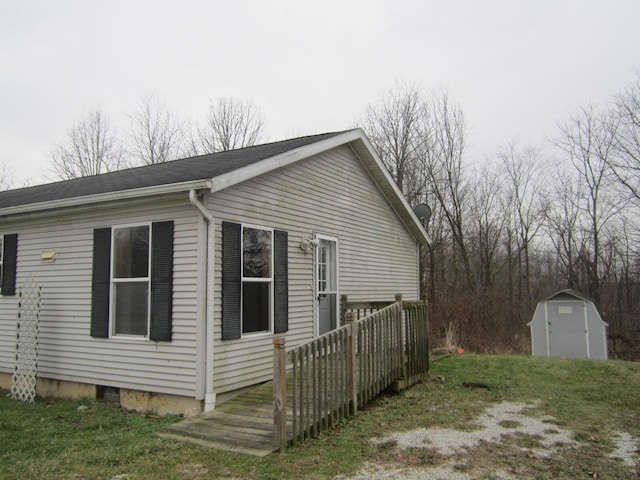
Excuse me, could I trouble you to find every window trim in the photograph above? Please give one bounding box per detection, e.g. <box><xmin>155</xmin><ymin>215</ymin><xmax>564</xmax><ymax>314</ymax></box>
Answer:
<box><xmin>110</xmin><ymin>222</ymin><xmax>152</xmax><ymax>339</ymax></box>
<box><xmin>240</xmin><ymin>223</ymin><xmax>274</xmax><ymax>337</ymax></box>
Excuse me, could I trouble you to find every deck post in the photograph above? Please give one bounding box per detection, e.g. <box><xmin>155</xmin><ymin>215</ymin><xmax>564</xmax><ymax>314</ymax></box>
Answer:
<box><xmin>345</xmin><ymin>311</ymin><xmax>358</xmax><ymax>415</ymax></box>
<box><xmin>340</xmin><ymin>294</ymin><xmax>348</xmax><ymax>325</ymax></box>
<box><xmin>395</xmin><ymin>293</ymin><xmax>407</xmax><ymax>385</ymax></box>
<box><xmin>421</xmin><ymin>294</ymin><xmax>429</xmax><ymax>380</ymax></box>
<box><xmin>273</xmin><ymin>337</ymin><xmax>287</xmax><ymax>452</ymax></box>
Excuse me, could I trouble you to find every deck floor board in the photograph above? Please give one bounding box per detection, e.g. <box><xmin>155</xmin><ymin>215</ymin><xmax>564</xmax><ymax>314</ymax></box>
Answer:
<box><xmin>159</xmin><ymin>379</ymin><xmax>286</xmax><ymax>456</ymax></box>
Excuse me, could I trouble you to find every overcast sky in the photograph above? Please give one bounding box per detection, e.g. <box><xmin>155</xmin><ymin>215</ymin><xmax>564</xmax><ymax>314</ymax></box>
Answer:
<box><xmin>1</xmin><ymin>0</ymin><xmax>639</xmax><ymax>185</ymax></box>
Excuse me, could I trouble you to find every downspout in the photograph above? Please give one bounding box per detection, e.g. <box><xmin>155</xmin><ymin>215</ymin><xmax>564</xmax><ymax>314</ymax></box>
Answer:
<box><xmin>189</xmin><ymin>189</ymin><xmax>216</xmax><ymax>412</ymax></box>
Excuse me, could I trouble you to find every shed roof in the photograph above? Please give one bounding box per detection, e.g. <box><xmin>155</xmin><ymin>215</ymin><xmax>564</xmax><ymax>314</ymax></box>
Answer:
<box><xmin>541</xmin><ymin>289</ymin><xmax>596</xmax><ymax>304</ymax></box>
<box><xmin>0</xmin><ymin>129</ymin><xmax>429</xmax><ymax>245</ymax></box>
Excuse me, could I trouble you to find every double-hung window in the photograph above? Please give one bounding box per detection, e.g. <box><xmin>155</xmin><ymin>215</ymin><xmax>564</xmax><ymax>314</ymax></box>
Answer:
<box><xmin>112</xmin><ymin>224</ymin><xmax>151</xmax><ymax>336</ymax></box>
<box><xmin>242</xmin><ymin>226</ymin><xmax>273</xmax><ymax>334</ymax></box>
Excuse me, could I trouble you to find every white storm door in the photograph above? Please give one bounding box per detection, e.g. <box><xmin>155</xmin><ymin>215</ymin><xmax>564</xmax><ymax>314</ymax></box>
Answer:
<box><xmin>316</xmin><ymin>237</ymin><xmax>338</xmax><ymax>336</ymax></box>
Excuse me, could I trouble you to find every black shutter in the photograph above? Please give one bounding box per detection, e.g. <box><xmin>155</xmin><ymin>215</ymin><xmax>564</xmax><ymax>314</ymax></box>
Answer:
<box><xmin>150</xmin><ymin>221</ymin><xmax>174</xmax><ymax>341</ymax></box>
<box><xmin>273</xmin><ymin>230</ymin><xmax>289</xmax><ymax>333</ymax></box>
<box><xmin>222</xmin><ymin>221</ymin><xmax>241</xmax><ymax>340</ymax></box>
<box><xmin>1</xmin><ymin>233</ymin><xmax>18</xmax><ymax>296</ymax></box>
<box><xmin>91</xmin><ymin>228</ymin><xmax>111</xmax><ymax>338</ymax></box>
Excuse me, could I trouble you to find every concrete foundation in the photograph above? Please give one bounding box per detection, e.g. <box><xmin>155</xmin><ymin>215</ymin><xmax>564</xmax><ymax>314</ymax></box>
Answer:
<box><xmin>0</xmin><ymin>373</ymin><xmax>202</xmax><ymax>417</ymax></box>
<box><xmin>120</xmin><ymin>389</ymin><xmax>202</xmax><ymax>418</ymax></box>
<box><xmin>0</xmin><ymin>372</ymin><xmax>11</xmax><ymax>390</ymax></box>
<box><xmin>37</xmin><ymin>377</ymin><xmax>96</xmax><ymax>399</ymax></box>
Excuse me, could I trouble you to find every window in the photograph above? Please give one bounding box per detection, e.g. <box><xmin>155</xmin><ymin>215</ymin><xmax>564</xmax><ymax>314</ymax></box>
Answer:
<box><xmin>242</xmin><ymin>226</ymin><xmax>272</xmax><ymax>334</ymax></box>
<box><xmin>91</xmin><ymin>222</ymin><xmax>173</xmax><ymax>341</ymax></box>
<box><xmin>112</xmin><ymin>225</ymin><xmax>150</xmax><ymax>336</ymax></box>
<box><xmin>317</xmin><ymin>244</ymin><xmax>327</xmax><ymax>292</ymax></box>
<box><xmin>0</xmin><ymin>233</ymin><xmax>18</xmax><ymax>296</ymax></box>
<box><xmin>222</xmin><ymin>222</ymin><xmax>288</xmax><ymax>340</ymax></box>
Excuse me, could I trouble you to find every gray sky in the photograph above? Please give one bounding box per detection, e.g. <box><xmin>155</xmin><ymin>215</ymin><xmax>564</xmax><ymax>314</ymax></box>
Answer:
<box><xmin>1</xmin><ymin>0</ymin><xmax>639</xmax><ymax>185</ymax></box>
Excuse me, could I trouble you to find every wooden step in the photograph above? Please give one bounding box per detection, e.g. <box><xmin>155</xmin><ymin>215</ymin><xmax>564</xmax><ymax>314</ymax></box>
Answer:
<box><xmin>157</xmin><ymin>432</ymin><xmax>276</xmax><ymax>457</ymax></box>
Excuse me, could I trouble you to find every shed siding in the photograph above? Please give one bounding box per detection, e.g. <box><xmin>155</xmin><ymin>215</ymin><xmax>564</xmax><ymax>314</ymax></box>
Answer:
<box><xmin>0</xmin><ymin>197</ymin><xmax>200</xmax><ymax>397</ymax></box>
<box><xmin>208</xmin><ymin>145</ymin><xmax>419</xmax><ymax>393</ymax></box>
<box><xmin>586</xmin><ymin>303</ymin><xmax>608</xmax><ymax>359</ymax></box>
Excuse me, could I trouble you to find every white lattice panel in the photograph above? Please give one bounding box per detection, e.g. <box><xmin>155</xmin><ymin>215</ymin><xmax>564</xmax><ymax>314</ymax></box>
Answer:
<box><xmin>11</xmin><ymin>276</ymin><xmax>41</xmax><ymax>403</ymax></box>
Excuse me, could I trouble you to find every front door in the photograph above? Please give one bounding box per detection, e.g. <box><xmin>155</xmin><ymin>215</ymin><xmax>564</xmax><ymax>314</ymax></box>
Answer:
<box><xmin>316</xmin><ymin>237</ymin><xmax>338</xmax><ymax>336</ymax></box>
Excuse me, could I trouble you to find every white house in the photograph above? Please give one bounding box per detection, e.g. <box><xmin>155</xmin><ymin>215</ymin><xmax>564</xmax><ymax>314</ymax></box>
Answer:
<box><xmin>0</xmin><ymin>129</ymin><xmax>429</xmax><ymax>415</ymax></box>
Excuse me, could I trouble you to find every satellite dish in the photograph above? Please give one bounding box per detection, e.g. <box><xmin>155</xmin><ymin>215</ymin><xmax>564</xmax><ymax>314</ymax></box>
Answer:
<box><xmin>413</xmin><ymin>203</ymin><xmax>431</xmax><ymax>226</ymax></box>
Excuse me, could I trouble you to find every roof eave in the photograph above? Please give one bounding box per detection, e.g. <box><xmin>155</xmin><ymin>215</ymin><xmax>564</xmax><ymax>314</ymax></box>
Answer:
<box><xmin>0</xmin><ymin>178</ymin><xmax>213</xmax><ymax>219</ymax></box>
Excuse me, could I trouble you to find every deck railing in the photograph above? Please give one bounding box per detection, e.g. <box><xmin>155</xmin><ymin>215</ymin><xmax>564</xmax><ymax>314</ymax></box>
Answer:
<box><xmin>272</xmin><ymin>294</ymin><xmax>428</xmax><ymax>450</ymax></box>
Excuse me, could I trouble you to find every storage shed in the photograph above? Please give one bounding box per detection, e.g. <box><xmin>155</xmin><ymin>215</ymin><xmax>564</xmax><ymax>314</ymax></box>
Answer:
<box><xmin>528</xmin><ymin>289</ymin><xmax>608</xmax><ymax>360</ymax></box>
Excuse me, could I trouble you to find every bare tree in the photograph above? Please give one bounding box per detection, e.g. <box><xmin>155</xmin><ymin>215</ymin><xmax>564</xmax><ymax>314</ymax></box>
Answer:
<box><xmin>553</xmin><ymin>104</ymin><xmax>622</xmax><ymax>301</ymax></box>
<box><xmin>421</xmin><ymin>90</ymin><xmax>474</xmax><ymax>291</ymax></box>
<box><xmin>360</xmin><ymin>82</ymin><xmax>427</xmax><ymax>203</ymax></box>
<box><xmin>0</xmin><ymin>160</ymin><xmax>13</xmax><ymax>191</ymax></box>
<box><xmin>127</xmin><ymin>94</ymin><xmax>187</xmax><ymax>165</ymax></box>
<box><xmin>49</xmin><ymin>106</ymin><xmax>124</xmax><ymax>180</ymax></box>
<box><xmin>609</xmin><ymin>74</ymin><xmax>640</xmax><ymax>203</ymax></box>
<box><xmin>467</xmin><ymin>161</ymin><xmax>508</xmax><ymax>290</ymax></box>
<box><xmin>498</xmin><ymin>141</ymin><xmax>546</xmax><ymax>304</ymax></box>
<box><xmin>196</xmin><ymin>97</ymin><xmax>265</xmax><ymax>153</ymax></box>
<box><xmin>544</xmin><ymin>167</ymin><xmax>586</xmax><ymax>291</ymax></box>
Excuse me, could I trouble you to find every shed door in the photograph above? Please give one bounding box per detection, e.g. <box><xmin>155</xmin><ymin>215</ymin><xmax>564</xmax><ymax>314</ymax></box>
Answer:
<box><xmin>316</xmin><ymin>237</ymin><xmax>338</xmax><ymax>336</ymax></box>
<box><xmin>548</xmin><ymin>301</ymin><xmax>589</xmax><ymax>358</ymax></box>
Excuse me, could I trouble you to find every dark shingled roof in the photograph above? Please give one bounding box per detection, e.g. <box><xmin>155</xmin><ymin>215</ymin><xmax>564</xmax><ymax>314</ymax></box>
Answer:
<box><xmin>0</xmin><ymin>131</ymin><xmax>346</xmax><ymax>209</ymax></box>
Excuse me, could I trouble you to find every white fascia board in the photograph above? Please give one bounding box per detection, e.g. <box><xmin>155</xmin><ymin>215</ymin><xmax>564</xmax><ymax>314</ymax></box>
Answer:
<box><xmin>0</xmin><ymin>179</ymin><xmax>213</xmax><ymax>219</ymax></box>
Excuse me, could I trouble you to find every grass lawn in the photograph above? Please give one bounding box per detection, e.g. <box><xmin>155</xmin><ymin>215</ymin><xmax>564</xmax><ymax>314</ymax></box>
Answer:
<box><xmin>1</xmin><ymin>354</ymin><xmax>639</xmax><ymax>479</ymax></box>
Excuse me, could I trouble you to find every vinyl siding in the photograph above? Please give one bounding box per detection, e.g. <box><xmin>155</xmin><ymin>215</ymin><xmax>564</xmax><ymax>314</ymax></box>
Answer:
<box><xmin>0</xmin><ymin>195</ymin><xmax>200</xmax><ymax>397</ymax></box>
<box><xmin>208</xmin><ymin>145</ymin><xmax>419</xmax><ymax>393</ymax></box>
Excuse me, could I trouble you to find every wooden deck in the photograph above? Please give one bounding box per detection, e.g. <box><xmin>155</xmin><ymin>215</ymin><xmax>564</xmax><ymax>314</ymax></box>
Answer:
<box><xmin>158</xmin><ymin>380</ymin><xmax>286</xmax><ymax>457</ymax></box>
<box><xmin>159</xmin><ymin>299</ymin><xmax>428</xmax><ymax>456</ymax></box>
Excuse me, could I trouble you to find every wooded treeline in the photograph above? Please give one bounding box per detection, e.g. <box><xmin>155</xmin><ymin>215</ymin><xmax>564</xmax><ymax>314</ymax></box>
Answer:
<box><xmin>361</xmin><ymin>79</ymin><xmax>640</xmax><ymax>359</ymax></box>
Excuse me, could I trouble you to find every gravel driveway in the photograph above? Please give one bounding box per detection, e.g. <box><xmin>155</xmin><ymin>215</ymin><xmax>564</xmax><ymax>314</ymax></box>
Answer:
<box><xmin>338</xmin><ymin>401</ymin><xmax>639</xmax><ymax>480</ymax></box>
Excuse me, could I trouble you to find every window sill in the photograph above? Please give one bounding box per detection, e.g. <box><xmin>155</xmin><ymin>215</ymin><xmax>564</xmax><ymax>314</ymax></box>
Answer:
<box><xmin>241</xmin><ymin>330</ymin><xmax>273</xmax><ymax>340</ymax></box>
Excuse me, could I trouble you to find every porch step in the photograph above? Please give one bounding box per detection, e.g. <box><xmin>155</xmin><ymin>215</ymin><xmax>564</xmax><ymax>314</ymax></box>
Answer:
<box><xmin>159</xmin><ymin>412</ymin><xmax>278</xmax><ymax>457</ymax></box>
<box><xmin>157</xmin><ymin>432</ymin><xmax>274</xmax><ymax>457</ymax></box>
<box><xmin>158</xmin><ymin>381</ymin><xmax>290</xmax><ymax>457</ymax></box>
